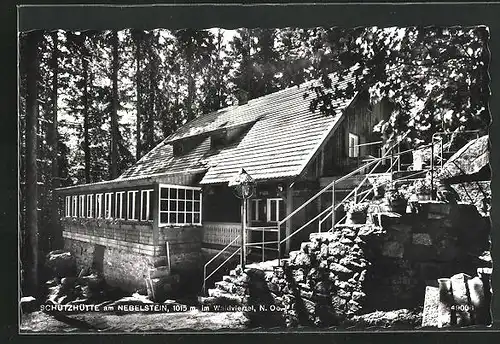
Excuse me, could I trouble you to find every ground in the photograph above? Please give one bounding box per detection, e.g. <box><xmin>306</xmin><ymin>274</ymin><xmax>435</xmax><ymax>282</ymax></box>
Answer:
<box><xmin>20</xmin><ymin>310</ymin><xmax>250</xmax><ymax>332</ymax></box>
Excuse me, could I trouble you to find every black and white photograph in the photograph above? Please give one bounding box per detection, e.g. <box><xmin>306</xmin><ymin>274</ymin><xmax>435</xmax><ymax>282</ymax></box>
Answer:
<box><xmin>18</xmin><ymin>17</ymin><xmax>493</xmax><ymax>332</ymax></box>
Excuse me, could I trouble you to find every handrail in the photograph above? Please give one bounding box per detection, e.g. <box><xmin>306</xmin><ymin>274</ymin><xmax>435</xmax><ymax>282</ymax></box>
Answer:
<box><xmin>318</xmin><ymin>156</ymin><xmax>395</xmax><ymax>232</ymax></box>
<box><xmin>278</xmin><ymin>136</ymin><xmax>408</xmax><ymax>229</ymax></box>
<box><xmin>202</xmin><ymin>235</ymin><xmax>240</xmax><ymax>294</ymax></box>
<box><xmin>327</xmin><ymin>168</ymin><xmax>429</xmax><ymax>231</ymax></box>
<box><xmin>203</xmin><ymin>247</ymin><xmax>242</xmax><ymax>294</ymax></box>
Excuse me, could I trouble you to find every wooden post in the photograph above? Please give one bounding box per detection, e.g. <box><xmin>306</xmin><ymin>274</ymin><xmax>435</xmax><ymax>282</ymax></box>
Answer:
<box><xmin>261</xmin><ymin>228</ymin><xmax>265</xmax><ymax>262</ymax></box>
<box><xmin>331</xmin><ymin>183</ymin><xmax>336</xmax><ymax>230</ymax></box>
<box><xmin>397</xmin><ymin>143</ymin><xmax>401</xmax><ymax>172</ymax></box>
<box><xmin>165</xmin><ymin>241</ymin><xmax>171</xmax><ymax>272</ymax></box>
<box><xmin>241</xmin><ymin>200</ymin><xmax>246</xmax><ymax>269</ymax></box>
<box><xmin>285</xmin><ymin>185</ymin><xmax>293</xmax><ymax>255</ymax></box>
<box><xmin>152</xmin><ymin>183</ymin><xmax>160</xmax><ymax>256</ymax></box>
<box><xmin>431</xmin><ymin>138</ymin><xmax>435</xmax><ymax>201</ymax></box>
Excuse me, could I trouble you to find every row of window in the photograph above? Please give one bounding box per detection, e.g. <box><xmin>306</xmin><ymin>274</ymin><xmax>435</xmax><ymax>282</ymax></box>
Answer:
<box><xmin>64</xmin><ymin>189</ymin><xmax>154</xmax><ymax>221</ymax></box>
<box><xmin>64</xmin><ymin>185</ymin><xmax>204</xmax><ymax>226</ymax></box>
<box><xmin>251</xmin><ymin>198</ymin><xmax>285</xmax><ymax>223</ymax></box>
<box><xmin>159</xmin><ymin>185</ymin><xmax>202</xmax><ymax>226</ymax></box>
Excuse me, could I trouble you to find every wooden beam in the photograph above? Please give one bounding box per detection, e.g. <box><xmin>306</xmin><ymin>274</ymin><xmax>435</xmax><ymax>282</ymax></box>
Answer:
<box><xmin>285</xmin><ymin>184</ymin><xmax>293</xmax><ymax>254</ymax></box>
<box><xmin>152</xmin><ymin>183</ymin><xmax>160</xmax><ymax>256</ymax></box>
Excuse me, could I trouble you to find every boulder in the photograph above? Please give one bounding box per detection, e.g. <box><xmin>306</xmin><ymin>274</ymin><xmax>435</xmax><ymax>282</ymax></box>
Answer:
<box><xmin>20</xmin><ymin>296</ymin><xmax>37</xmax><ymax>313</ymax></box>
<box><xmin>45</xmin><ymin>250</ymin><xmax>77</xmax><ymax>278</ymax></box>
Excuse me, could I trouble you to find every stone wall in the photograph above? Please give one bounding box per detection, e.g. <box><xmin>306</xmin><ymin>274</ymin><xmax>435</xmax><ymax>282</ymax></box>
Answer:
<box><xmin>62</xmin><ymin>224</ymin><xmax>205</xmax><ymax>295</ymax></box>
<box><xmin>207</xmin><ymin>200</ymin><xmax>490</xmax><ymax>327</ymax></box>
<box><xmin>63</xmin><ymin>237</ymin><xmax>156</xmax><ymax>293</ymax></box>
<box><xmin>368</xmin><ymin>201</ymin><xmax>490</xmax><ymax>310</ymax></box>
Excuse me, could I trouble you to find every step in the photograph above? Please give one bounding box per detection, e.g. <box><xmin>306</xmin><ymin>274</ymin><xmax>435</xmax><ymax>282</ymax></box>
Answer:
<box><xmin>207</xmin><ymin>288</ymin><xmax>246</xmax><ymax>304</ymax></box>
<box><xmin>148</xmin><ymin>266</ymin><xmax>171</xmax><ymax>279</ymax></box>
<box><xmin>152</xmin><ymin>255</ymin><xmax>168</xmax><ymax>268</ymax></box>
<box><xmin>215</xmin><ymin>280</ymin><xmax>237</xmax><ymax>293</ymax></box>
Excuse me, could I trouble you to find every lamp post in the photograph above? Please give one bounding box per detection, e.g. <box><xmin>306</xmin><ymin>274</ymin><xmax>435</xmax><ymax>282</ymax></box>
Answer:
<box><xmin>229</xmin><ymin>168</ymin><xmax>255</xmax><ymax>270</ymax></box>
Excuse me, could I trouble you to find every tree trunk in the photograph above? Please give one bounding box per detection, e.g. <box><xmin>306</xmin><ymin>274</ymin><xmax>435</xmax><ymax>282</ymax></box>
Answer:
<box><xmin>187</xmin><ymin>56</ymin><xmax>195</xmax><ymax>121</ymax></box>
<box><xmin>82</xmin><ymin>43</ymin><xmax>91</xmax><ymax>183</ymax></box>
<box><xmin>110</xmin><ymin>31</ymin><xmax>119</xmax><ymax>179</ymax></box>
<box><xmin>147</xmin><ymin>49</ymin><xmax>155</xmax><ymax>151</ymax></box>
<box><xmin>49</xmin><ymin>31</ymin><xmax>60</xmax><ymax>250</ymax></box>
<box><xmin>25</xmin><ymin>31</ymin><xmax>41</xmax><ymax>295</ymax></box>
<box><xmin>135</xmin><ymin>36</ymin><xmax>142</xmax><ymax>161</ymax></box>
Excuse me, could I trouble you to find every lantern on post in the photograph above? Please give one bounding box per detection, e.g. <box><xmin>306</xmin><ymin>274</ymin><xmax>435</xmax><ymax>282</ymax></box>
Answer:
<box><xmin>229</xmin><ymin>168</ymin><xmax>255</xmax><ymax>270</ymax></box>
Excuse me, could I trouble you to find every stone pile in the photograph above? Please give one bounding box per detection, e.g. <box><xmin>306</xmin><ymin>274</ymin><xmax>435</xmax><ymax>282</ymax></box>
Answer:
<box><xmin>207</xmin><ymin>225</ymin><xmax>386</xmax><ymax>327</ymax></box>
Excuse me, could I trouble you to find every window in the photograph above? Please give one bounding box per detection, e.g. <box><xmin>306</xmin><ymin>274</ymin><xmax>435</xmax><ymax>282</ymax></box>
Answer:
<box><xmin>65</xmin><ymin>196</ymin><xmax>71</xmax><ymax>217</ymax></box>
<box><xmin>72</xmin><ymin>196</ymin><xmax>77</xmax><ymax>218</ymax></box>
<box><xmin>159</xmin><ymin>185</ymin><xmax>202</xmax><ymax>226</ymax></box>
<box><xmin>86</xmin><ymin>194</ymin><xmax>93</xmax><ymax>218</ymax></box>
<box><xmin>115</xmin><ymin>192</ymin><xmax>125</xmax><ymax>219</ymax></box>
<box><xmin>348</xmin><ymin>133</ymin><xmax>360</xmax><ymax>158</ymax></box>
<box><xmin>251</xmin><ymin>199</ymin><xmax>266</xmax><ymax>222</ymax></box>
<box><xmin>140</xmin><ymin>189</ymin><xmax>154</xmax><ymax>221</ymax></box>
<box><xmin>96</xmin><ymin>194</ymin><xmax>103</xmax><ymax>219</ymax></box>
<box><xmin>127</xmin><ymin>191</ymin><xmax>138</xmax><ymax>220</ymax></box>
<box><xmin>79</xmin><ymin>195</ymin><xmax>85</xmax><ymax>218</ymax></box>
<box><xmin>105</xmin><ymin>193</ymin><xmax>113</xmax><ymax>219</ymax></box>
<box><xmin>267</xmin><ymin>198</ymin><xmax>285</xmax><ymax>223</ymax></box>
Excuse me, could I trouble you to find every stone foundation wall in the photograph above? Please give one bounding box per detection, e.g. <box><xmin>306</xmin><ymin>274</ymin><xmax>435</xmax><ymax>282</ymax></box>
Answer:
<box><xmin>63</xmin><ymin>236</ymin><xmax>156</xmax><ymax>292</ymax></box>
<box><xmin>368</xmin><ymin>201</ymin><xmax>490</xmax><ymax>310</ymax></box>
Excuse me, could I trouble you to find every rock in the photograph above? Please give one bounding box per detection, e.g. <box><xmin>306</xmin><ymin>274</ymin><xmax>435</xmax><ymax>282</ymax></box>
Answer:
<box><xmin>351</xmin><ymin>291</ymin><xmax>366</xmax><ymax>302</ymax></box>
<box><xmin>337</xmin><ymin>289</ymin><xmax>351</xmax><ymax>299</ymax></box>
<box><xmin>318</xmin><ymin>259</ymin><xmax>329</xmax><ymax>270</ymax></box>
<box><xmin>412</xmin><ymin>233</ymin><xmax>433</xmax><ymax>246</ymax></box>
<box><xmin>340</xmin><ymin>237</ymin><xmax>353</xmax><ymax>245</ymax></box>
<box><xmin>329</xmin><ymin>263</ymin><xmax>353</xmax><ymax>275</ymax></box>
<box><xmin>20</xmin><ymin>296</ymin><xmax>37</xmax><ymax>313</ymax></box>
<box><xmin>301</xmin><ymin>298</ymin><xmax>316</xmax><ymax>315</ymax></box>
<box><xmin>328</xmin><ymin>242</ymin><xmax>349</xmax><ymax>257</ymax></box>
<box><xmin>307</xmin><ymin>268</ymin><xmax>322</xmax><ymax>281</ymax></box>
<box><xmin>314</xmin><ymin>281</ymin><xmax>333</xmax><ymax>295</ymax></box>
<box><xmin>319</xmin><ymin>243</ymin><xmax>329</xmax><ymax>258</ymax></box>
<box><xmin>309</xmin><ymin>232</ymin><xmax>335</xmax><ymax>243</ymax></box>
<box><xmin>45</xmin><ymin>250</ymin><xmax>77</xmax><ymax>278</ymax></box>
<box><xmin>292</xmin><ymin>268</ymin><xmax>305</xmax><ymax>283</ymax></box>
<box><xmin>299</xmin><ymin>289</ymin><xmax>313</xmax><ymax>299</ymax></box>
<box><xmin>331</xmin><ymin>295</ymin><xmax>347</xmax><ymax>310</ymax></box>
<box><xmin>347</xmin><ymin>300</ymin><xmax>363</xmax><ymax>314</ymax></box>
<box><xmin>300</xmin><ymin>242</ymin><xmax>310</xmax><ymax>254</ymax></box>
<box><xmin>347</xmin><ymin>309</ymin><xmax>422</xmax><ymax>328</ymax></box>
<box><xmin>450</xmin><ymin>273</ymin><xmax>473</xmax><ymax>326</ymax></box>
<box><xmin>45</xmin><ymin>278</ymin><xmax>60</xmax><ymax>287</ymax></box>
<box><xmin>358</xmin><ymin>225</ymin><xmax>377</xmax><ymax>239</ymax></box>
<box><xmin>290</xmin><ymin>252</ymin><xmax>311</xmax><ymax>267</ymax></box>
<box><xmin>422</xmin><ymin>286</ymin><xmax>439</xmax><ymax>327</ymax></box>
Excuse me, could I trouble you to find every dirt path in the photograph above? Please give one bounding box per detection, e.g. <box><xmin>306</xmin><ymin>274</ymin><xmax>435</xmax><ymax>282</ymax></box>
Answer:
<box><xmin>21</xmin><ymin>310</ymin><xmax>251</xmax><ymax>332</ymax></box>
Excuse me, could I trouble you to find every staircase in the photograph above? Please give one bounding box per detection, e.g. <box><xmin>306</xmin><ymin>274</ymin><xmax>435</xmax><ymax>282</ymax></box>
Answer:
<box><xmin>201</xmin><ymin>130</ymin><xmax>482</xmax><ymax>294</ymax></box>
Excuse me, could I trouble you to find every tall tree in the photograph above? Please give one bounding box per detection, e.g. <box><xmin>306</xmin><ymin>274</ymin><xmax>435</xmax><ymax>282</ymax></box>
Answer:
<box><xmin>131</xmin><ymin>29</ymin><xmax>145</xmax><ymax>160</ymax></box>
<box><xmin>175</xmin><ymin>29</ymin><xmax>216</xmax><ymax>121</ymax></box>
<box><xmin>24</xmin><ymin>30</ymin><xmax>42</xmax><ymax>295</ymax></box>
<box><xmin>310</xmin><ymin>26</ymin><xmax>490</xmax><ymax>146</ymax></box>
<box><xmin>110</xmin><ymin>31</ymin><xmax>120</xmax><ymax>179</ymax></box>
<box><xmin>48</xmin><ymin>31</ymin><xmax>61</xmax><ymax>248</ymax></box>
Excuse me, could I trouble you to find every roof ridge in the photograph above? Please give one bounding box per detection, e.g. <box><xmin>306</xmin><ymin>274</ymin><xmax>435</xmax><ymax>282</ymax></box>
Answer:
<box><xmin>165</xmin><ymin>63</ymin><xmax>361</xmax><ymax>143</ymax></box>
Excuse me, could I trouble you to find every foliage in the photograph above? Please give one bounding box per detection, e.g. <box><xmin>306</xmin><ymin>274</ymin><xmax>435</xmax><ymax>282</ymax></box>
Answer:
<box><xmin>385</xmin><ymin>187</ymin><xmax>407</xmax><ymax>203</ymax></box>
<box><xmin>344</xmin><ymin>201</ymin><xmax>370</xmax><ymax>213</ymax></box>
<box><xmin>413</xmin><ymin>179</ymin><xmax>432</xmax><ymax>195</ymax></box>
<box><xmin>311</xmin><ymin>26</ymin><xmax>490</xmax><ymax>147</ymax></box>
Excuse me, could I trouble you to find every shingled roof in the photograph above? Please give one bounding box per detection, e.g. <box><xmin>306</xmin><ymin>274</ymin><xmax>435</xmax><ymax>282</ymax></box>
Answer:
<box><xmin>119</xmin><ymin>65</ymin><xmax>360</xmax><ymax>184</ymax></box>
